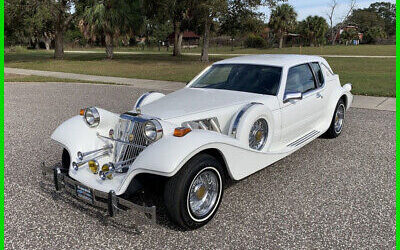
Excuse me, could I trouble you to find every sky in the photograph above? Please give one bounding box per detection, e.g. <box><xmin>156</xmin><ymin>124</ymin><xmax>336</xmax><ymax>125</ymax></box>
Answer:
<box><xmin>258</xmin><ymin>0</ymin><xmax>396</xmax><ymax>25</ymax></box>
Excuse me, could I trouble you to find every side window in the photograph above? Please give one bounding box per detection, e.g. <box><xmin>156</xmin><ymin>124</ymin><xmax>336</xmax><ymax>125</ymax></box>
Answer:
<box><xmin>285</xmin><ymin>64</ymin><xmax>316</xmax><ymax>94</ymax></box>
<box><xmin>311</xmin><ymin>62</ymin><xmax>324</xmax><ymax>87</ymax></box>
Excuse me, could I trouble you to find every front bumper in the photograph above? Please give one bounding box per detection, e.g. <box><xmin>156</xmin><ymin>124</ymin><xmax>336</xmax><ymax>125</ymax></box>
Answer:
<box><xmin>41</xmin><ymin>163</ymin><xmax>156</xmax><ymax>224</ymax></box>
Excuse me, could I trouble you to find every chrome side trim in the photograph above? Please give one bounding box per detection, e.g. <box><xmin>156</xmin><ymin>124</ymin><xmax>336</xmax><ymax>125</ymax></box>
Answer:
<box><xmin>135</xmin><ymin>91</ymin><xmax>155</xmax><ymax>109</ymax></box>
<box><xmin>287</xmin><ymin>130</ymin><xmax>319</xmax><ymax>147</ymax></box>
<box><xmin>231</xmin><ymin>102</ymin><xmax>262</xmax><ymax>138</ymax></box>
<box><xmin>209</xmin><ymin>118</ymin><xmax>221</xmax><ymax>133</ymax></box>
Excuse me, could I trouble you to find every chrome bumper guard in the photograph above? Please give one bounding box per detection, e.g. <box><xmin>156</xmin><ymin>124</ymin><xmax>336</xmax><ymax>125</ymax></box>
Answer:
<box><xmin>41</xmin><ymin>162</ymin><xmax>156</xmax><ymax>224</ymax></box>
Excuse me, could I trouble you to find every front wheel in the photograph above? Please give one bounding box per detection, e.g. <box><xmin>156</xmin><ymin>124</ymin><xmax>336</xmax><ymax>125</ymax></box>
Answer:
<box><xmin>164</xmin><ymin>154</ymin><xmax>224</xmax><ymax>229</ymax></box>
<box><xmin>325</xmin><ymin>99</ymin><xmax>346</xmax><ymax>138</ymax></box>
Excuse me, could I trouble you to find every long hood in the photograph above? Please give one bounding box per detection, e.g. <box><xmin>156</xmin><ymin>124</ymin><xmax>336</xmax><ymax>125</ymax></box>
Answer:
<box><xmin>140</xmin><ymin>88</ymin><xmax>278</xmax><ymax>120</ymax></box>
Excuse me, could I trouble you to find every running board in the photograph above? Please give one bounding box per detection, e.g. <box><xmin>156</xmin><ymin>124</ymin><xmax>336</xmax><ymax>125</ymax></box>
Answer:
<box><xmin>287</xmin><ymin>130</ymin><xmax>319</xmax><ymax>148</ymax></box>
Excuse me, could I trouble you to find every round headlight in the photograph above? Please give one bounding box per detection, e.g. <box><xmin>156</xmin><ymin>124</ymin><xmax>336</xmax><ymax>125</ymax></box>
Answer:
<box><xmin>143</xmin><ymin>120</ymin><xmax>163</xmax><ymax>141</ymax></box>
<box><xmin>84</xmin><ymin>107</ymin><xmax>100</xmax><ymax>127</ymax></box>
<box><xmin>249</xmin><ymin>118</ymin><xmax>268</xmax><ymax>150</ymax></box>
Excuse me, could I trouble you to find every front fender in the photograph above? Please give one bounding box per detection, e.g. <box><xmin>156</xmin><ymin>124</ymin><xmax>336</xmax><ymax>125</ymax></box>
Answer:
<box><xmin>51</xmin><ymin>108</ymin><xmax>120</xmax><ymax>154</ymax></box>
<box><xmin>119</xmin><ymin>129</ymin><xmax>290</xmax><ymax>194</ymax></box>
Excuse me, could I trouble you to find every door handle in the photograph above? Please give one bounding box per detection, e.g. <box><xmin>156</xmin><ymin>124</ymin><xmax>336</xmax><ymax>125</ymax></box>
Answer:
<box><xmin>316</xmin><ymin>93</ymin><xmax>323</xmax><ymax>99</ymax></box>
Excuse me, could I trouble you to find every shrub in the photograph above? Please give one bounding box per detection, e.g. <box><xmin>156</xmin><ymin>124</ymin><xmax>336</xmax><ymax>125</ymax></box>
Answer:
<box><xmin>244</xmin><ymin>34</ymin><xmax>267</xmax><ymax>48</ymax></box>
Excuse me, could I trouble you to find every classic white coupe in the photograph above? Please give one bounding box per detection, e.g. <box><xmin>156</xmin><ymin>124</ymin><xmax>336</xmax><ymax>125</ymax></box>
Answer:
<box><xmin>45</xmin><ymin>54</ymin><xmax>352</xmax><ymax>229</ymax></box>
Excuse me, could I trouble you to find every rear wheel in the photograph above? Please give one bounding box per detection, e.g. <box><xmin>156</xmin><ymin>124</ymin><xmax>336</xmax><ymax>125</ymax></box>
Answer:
<box><xmin>164</xmin><ymin>153</ymin><xmax>224</xmax><ymax>229</ymax></box>
<box><xmin>325</xmin><ymin>99</ymin><xmax>346</xmax><ymax>138</ymax></box>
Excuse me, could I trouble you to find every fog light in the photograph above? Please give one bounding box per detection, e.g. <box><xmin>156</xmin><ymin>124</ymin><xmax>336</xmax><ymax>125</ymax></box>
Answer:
<box><xmin>88</xmin><ymin>160</ymin><xmax>99</xmax><ymax>174</ymax></box>
<box><xmin>99</xmin><ymin>163</ymin><xmax>114</xmax><ymax>180</ymax></box>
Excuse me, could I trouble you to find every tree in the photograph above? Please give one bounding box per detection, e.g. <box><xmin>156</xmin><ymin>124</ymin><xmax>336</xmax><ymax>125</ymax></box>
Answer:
<box><xmin>365</xmin><ymin>26</ymin><xmax>386</xmax><ymax>43</ymax></box>
<box><xmin>26</xmin><ymin>0</ymin><xmax>55</xmax><ymax>50</ymax></box>
<box><xmin>348</xmin><ymin>9</ymin><xmax>384</xmax><ymax>33</ymax></box>
<box><xmin>191</xmin><ymin>0</ymin><xmax>227</xmax><ymax>62</ymax></box>
<box><xmin>333</xmin><ymin>0</ymin><xmax>356</xmax><ymax>46</ymax></box>
<box><xmin>346</xmin><ymin>2</ymin><xmax>395</xmax><ymax>39</ymax></box>
<box><xmin>220</xmin><ymin>0</ymin><xmax>265</xmax><ymax>51</ymax></box>
<box><xmin>268</xmin><ymin>3</ymin><xmax>297</xmax><ymax>48</ymax></box>
<box><xmin>5</xmin><ymin>0</ymin><xmax>55</xmax><ymax>48</ymax></box>
<box><xmin>143</xmin><ymin>0</ymin><xmax>195</xmax><ymax>56</ymax></box>
<box><xmin>368</xmin><ymin>2</ymin><xmax>396</xmax><ymax>37</ymax></box>
<box><xmin>80</xmin><ymin>0</ymin><xmax>143</xmax><ymax>59</ymax></box>
<box><xmin>53</xmin><ymin>0</ymin><xmax>74</xmax><ymax>59</ymax></box>
<box><xmin>326</xmin><ymin>0</ymin><xmax>338</xmax><ymax>45</ymax></box>
<box><xmin>298</xmin><ymin>16</ymin><xmax>329</xmax><ymax>46</ymax></box>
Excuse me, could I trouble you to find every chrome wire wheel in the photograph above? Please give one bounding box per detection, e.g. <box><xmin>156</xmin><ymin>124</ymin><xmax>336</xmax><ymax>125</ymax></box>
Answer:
<box><xmin>249</xmin><ymin>118</ymin><xmax>268</xmax><ymax>150</ymax></box>
<box><xmin>334</xmin><ymin>103</ymin><xmax>345</xmax><ymax>133</ymax></box>
<box><xmin>187</xmin><ymin>167</ymin><xmax>222</xmax><ymax>222</ymax></box>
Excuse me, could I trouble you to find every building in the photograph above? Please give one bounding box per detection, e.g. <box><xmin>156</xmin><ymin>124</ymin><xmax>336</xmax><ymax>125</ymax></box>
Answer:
<box><xmin>168</xmin><ymin>31</ymin><xmax>200</xmax><ymax>48</ymax></box>
<box><xmin>335</xmin><ymin>25</ymin><xmax>363</xmax><ymax>44</ymax></box>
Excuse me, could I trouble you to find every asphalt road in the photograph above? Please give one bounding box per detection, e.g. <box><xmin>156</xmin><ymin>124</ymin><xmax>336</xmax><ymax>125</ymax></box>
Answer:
<box><xmin>5</xmin><ymin>82</ymin><xmax>395</xmax><ymax>249</ymax></box>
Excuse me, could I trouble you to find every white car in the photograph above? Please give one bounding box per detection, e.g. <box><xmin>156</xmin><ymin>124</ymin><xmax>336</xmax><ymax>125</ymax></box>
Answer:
<box><xmin>45</xmin><ymin>54</ymin><xmax>353</xmax><ymax>229</ymax></box>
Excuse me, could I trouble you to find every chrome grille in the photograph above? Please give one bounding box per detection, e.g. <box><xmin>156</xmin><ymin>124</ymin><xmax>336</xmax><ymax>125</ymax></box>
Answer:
<box><xmin>114</xmin><ymin>113</ymin><xmax>152</xmax><ymax>167</ymax></box>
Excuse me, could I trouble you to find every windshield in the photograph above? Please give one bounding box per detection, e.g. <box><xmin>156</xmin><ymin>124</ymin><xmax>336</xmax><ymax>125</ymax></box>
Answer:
<box><xmin>190</xmin><ymin>64</ymin><xmax>282</xmax><ymax>95</ymax></box>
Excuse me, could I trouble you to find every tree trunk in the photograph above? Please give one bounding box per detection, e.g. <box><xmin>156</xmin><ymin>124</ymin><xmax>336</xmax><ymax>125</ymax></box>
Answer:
<box><xmin>54</xmin><ymin>29</ymin><xmax>64</xmax><ymax>59</ymax></box>
<box><xmin>105</xmin><ymin>33</ymin><xmax>114</xmax><ymax>59</ymax></box>
<box><xmin>200</xmin><ymin>19</ymin><xmax>211</xmax><ymax>62</ymax></box>
<box><xmin>173</xmin><ymin>21</ymin><xmax>181</xmax><ymax>56</ymax></box>
<box><xmin>35</xmin><ymin>38</ymin><xmax>40</xmax><ymax>49</ymax></box>
<box><xmin>44</xmin><ymin>40</ymin><xmax>50</xmax><ymax>50</ymax></box>
<box><xmin>279</xmin><ymin>34</ymin><xmax>283</xmax><ymax>49</ymax></box>
<box><xmin>331</xmin><ymin>29</ymin><xmax>336</xmax><ymax>45</ymax></box>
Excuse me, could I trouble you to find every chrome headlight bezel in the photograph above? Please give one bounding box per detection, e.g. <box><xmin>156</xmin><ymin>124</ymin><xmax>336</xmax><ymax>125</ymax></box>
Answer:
<box><xmin>84</xmin><ymin>107</ymin><xmax>100</xmax><ymax>127</ymax></box>
<box><xmin>143</xmin><ymin>119</ymin><xmax>163</xmax><ymax>141</ymax></box>
<box><xmin>248</xmin><ymin>118</ymin><xmax>268</xmax><ymax>151</ymax></box>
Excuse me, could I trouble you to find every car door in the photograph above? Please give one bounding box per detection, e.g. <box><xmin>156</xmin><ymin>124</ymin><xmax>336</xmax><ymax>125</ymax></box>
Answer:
<box><xmin>280</xmin><ymin>63</ymin><xmax>321</xmax><ymax>144</ymax></box>
<box><xmin>309</xmin><ymin>62</ymin><xmax>329</xmax><ymax>124</ymax></box>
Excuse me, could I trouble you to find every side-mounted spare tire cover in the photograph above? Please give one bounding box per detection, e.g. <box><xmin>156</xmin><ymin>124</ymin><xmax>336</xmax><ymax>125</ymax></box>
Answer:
<box><xmin>228</xmin><ymin>103</ymin><xmax>274</xmax><ymax>152</ymax></box>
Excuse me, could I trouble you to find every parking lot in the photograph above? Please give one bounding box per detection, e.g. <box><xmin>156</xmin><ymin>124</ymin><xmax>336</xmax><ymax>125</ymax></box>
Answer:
<box><xmin>4</xmin><ymin>82</ymin><xmax>395</xmax><ymax>249</ymax></box>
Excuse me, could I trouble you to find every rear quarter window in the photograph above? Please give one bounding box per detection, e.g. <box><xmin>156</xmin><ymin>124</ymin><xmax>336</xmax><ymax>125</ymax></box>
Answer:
<box><xmin>321</xmin><ymin>63</ymin><xmax>334</xmax><ymax>78</ymax></box>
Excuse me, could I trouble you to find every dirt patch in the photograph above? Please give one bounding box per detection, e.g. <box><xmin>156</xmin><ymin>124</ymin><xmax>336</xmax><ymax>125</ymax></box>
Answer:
<box><xmin>5</xmin><ymin>73</ymin><xmax>28</xmax><ymax>79</ymax></box>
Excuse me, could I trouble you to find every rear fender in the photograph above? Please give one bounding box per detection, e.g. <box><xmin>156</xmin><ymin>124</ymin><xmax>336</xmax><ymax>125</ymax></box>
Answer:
<box><xmin>320</xmin><ymin>84</ymin><xmax>353</xmax><ymax>130</ymax></box>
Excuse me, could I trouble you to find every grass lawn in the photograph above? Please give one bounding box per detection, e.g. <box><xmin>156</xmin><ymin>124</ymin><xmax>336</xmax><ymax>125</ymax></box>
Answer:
<box><xmin>66</xmin><ymin>44</ymin><xmax>396</xmax><ymax>56</ymax></box>
<box><xmin>4</xmin><ymin>73</ymin><xmax>114</xmax><ymax>85</ymax></box>
<box><xmin>5</xmin><ymin>47</ymin><xmax>395</xmax><ymax>97</ymax></box>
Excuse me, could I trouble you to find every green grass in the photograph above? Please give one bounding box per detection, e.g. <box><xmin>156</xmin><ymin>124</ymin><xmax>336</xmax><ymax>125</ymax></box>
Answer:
<box><xmin>5</xmin><ymin>47</ymin><xmax>396</xmax><ymax>96</ymax></box>
<box><xmin>65</xmin><ymin>44</ymin><xmax>396</xmax><ymax>56</ymax></box>
<box><xmin>4</xmin><ymin>73</ymin><xmax>115</xmax><ymax>85</ymax></box>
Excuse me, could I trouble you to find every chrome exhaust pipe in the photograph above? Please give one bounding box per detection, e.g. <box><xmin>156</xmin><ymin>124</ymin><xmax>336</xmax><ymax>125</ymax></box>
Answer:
<box><xmin>72</xmin><ymin>151</ymin><xmax>109</xmax><ymax>171</ymax></box>
<box><xmin>77</xmin><ymin>145</ymin><xmax>113</xmax><ymax>161</ymax></box>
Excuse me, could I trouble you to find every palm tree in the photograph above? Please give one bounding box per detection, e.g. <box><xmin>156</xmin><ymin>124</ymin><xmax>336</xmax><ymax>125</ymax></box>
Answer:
<box><xmin>269</xmin><ymin>4</ymin><xmax>297</xmax><ymax>49</ymax></box>
<box><xmin>80</xmin><ymin>0</ymin><xmax>142</xmax><ymax>59</ymax></box>
<box><xmin>298</xmin><ymin>16</ymin><xmax>329</xmax><ymax>46</ymax></box>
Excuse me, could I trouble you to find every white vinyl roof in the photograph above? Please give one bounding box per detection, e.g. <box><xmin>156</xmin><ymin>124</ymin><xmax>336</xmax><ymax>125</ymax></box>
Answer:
<box><xmin>213</xmin><ymin>54</ymin><xmax>329</xmax><ymax>68</ymax></box>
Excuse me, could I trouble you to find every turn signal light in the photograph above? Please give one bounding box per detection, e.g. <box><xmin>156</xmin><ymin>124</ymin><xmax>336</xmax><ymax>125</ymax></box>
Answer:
<box><xmin>174</xmin><ymin>127</ymin><xmax>192</xmax><ymax>137</ymax></box>
<box><xmin>79</xmin><ymin>108</ymin><xmax>85</xmax><ymax>116</ymax></box>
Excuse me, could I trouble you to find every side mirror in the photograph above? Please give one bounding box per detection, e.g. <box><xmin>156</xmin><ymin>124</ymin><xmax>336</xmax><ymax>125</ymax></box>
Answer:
<box><xmin>283</xmin><ymin>92</ymin><xmax>303</xmax><ymax>103</ymax></box>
